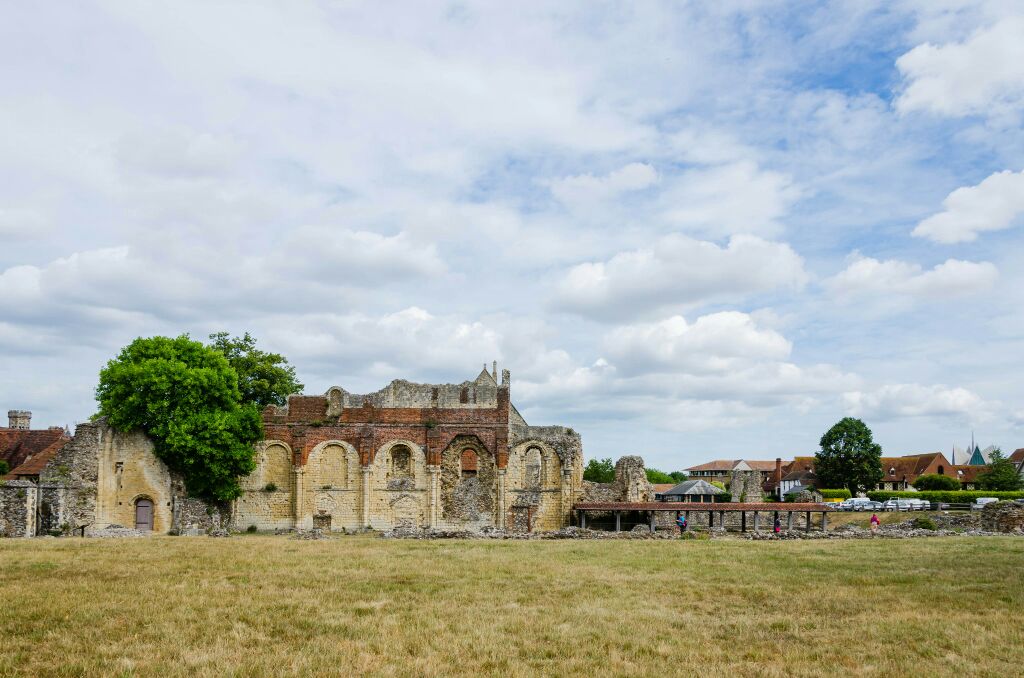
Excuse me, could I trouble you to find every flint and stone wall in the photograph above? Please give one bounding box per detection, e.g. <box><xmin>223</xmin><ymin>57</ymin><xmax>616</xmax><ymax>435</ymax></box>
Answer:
<box><xmin>0</xmin><ymin>481</ymin><xmax>36</xmax><ymax>537</ymax></box>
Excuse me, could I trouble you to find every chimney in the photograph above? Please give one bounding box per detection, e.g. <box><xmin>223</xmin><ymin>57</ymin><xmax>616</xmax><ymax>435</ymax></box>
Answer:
<box><xmin>774</xmin><ymin>457</ymin><xmax>783</xmax><ymax>485</ymax></box>
<box><xmin>492</xmin><ymin>360</ymin><xmax>497</xmax><ymax>381</ymax></box>
<box><xmin>8</xmin><ymin>410</ymin><xmax>31</xmax><ymax>430</ymax></box>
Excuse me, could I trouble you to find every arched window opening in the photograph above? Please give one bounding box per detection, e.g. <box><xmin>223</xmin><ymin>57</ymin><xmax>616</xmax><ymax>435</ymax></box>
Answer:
<box><xmin>524</xmin><ymin>447</ymin><xmax>542</xmax><ymax>491</ymax></box>
<box><xmin>938</xmin><ymin>465</ymin><xmax>944</xmax><ymax>475</ymax></box>
<box><xmin>391</xmin><ymin>446</ymin><xmax>413</xmax><ymax>479</ymax></box>
<box><xmin>461</xmin><ymin>449</ymin><xmax>478</xmax><ymax>479</ymax></box>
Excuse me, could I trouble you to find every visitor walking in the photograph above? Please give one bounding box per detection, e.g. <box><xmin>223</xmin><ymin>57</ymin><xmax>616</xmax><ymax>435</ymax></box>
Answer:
<box><xmin>870</xmin><ymin>513</ymin><xmax>880</xmax><ymax>533</ymax></box>
<box><xmin>676</xmin><ymin>513</ymin><xmax>687</xmax><ymax>536</ymax></box>
<box><xmin>773</xmin><ymin>516</ymin><xmax>781</xmax><ymax>534</ymax></box>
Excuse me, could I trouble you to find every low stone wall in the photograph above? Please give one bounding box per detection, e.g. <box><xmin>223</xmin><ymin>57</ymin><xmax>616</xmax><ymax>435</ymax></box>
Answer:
<box><xmin>981</xmin><ymin>501</ymin><xmax>1024</xmax><ymax>533</ymax></box>
<box><xmin>0</xmin><ymin>481</ymin><xmax>37</xmax><ymax>537</ymax></box>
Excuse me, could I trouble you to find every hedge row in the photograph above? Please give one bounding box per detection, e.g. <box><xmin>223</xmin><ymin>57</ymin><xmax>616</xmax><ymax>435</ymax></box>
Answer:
<box><xmin>866</xmin><ymin>490</ymin><xmax>1024</xmax><ymax>503</ymax></box>
<box><xmin>818</xmin><ymin>489</ymin><xmax>852</xmax><ymax>499</ymax></box>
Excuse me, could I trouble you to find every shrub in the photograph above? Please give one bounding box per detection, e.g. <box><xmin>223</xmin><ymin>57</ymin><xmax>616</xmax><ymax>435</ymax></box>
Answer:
<box><xmin>911</xmin><ymin>517</ymin><xmax>937</xmax><ymax>531</ymax></box>
<box><xmin>866</xmin><ymin>490</ymin><xmax>1024</xmax><ymax>503</ymax></box>
<box><xmin>0</xmin><ymin>460</ymin><xmax>9</xmax><ymax>475</ymax></box>
<box><xmin>682</xmin><ymin>530</ymin><xmax>710</xmax><ymax>540</ymax></box>
<box><xmin>583</xmin><ymin>458</ymin><xmax>615</xmax><ymax>483</ymax></box>
<box><xmin>246</xmin><ymin>525</ymin><xmax>258</xmax><ymax>533</ymax></box>
<box><xmin>264</xmin><ymin>482</ymin><xmax>277</xmax><ymax>492</ymax></box>
<box><xmin>818</xmin><ymin>489</ymin><xmax>852</xmax><ymax>500</ymax></box>
<box><xmin>912</xmin><ymin>474</ymin><xmax>961</xmax><ymax>491</ymax></box>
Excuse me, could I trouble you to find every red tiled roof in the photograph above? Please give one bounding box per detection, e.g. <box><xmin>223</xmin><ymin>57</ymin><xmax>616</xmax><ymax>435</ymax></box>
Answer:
<box><xmin>879</xmin><ymin>453</ymin><xmax>949</xmax><ymax>481</ymax></box>
<box><xmin>4</xmin><ymin>437</ymin><xmax>67</xmax><ymax>479</ymax></box>
<box><xmin>1</xmin><ymin>427</ymin><xmax>68</xmax><ymax>476</ymax></box>
<box><xmin>651</xmin><ymin>483</ymin><xmax>676</xmax><ymax>493</ymax></box>
<box><xmin>685</xmin><ymin>459</ymin><xmax>778</xmax><ymax>472</ymax></box>
<box><xmin>1010</xmin><ymin>448</ymin><xmax>1024</xmax><ymax>464</ymax></box>
<box><xmin>951</xmin><ymin>465</ymin><xmax>983</xmax><ymax>483</ymax></box>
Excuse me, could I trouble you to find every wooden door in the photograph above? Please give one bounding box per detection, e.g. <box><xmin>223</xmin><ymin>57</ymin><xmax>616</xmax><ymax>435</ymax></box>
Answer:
<box><xmin>135</xmin><ymin>499</ymin><xmax>153</xmax><ymax>531</ymax></box>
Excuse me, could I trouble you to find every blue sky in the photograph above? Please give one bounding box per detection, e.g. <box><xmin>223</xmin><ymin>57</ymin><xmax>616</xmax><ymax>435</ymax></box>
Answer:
<box><xmin>1</xmin><ymin>1</ymin><xmax>1022</xmax><ymax>470</ymax></box>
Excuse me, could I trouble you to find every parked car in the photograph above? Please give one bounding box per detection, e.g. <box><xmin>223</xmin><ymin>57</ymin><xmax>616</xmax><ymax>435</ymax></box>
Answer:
<box><xmin>883</xmin><ymin>499</ymin><xmax>912</xmax><ymax>512</ymax></box>
<box><xmin>970</xmin><ymin>497</ymin><xmax>999</xmax><ymax>511</ymax></box>
<box><xmin>840</xmin><ymin>498</ymin><xmax>882</xmax><ymax>511</ymax></box>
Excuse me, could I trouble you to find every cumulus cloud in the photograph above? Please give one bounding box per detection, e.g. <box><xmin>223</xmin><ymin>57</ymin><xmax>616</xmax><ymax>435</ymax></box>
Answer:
<box><xmin>896</xmin><ymin>15</ymin><xmax>1024</xmax><ymax>118</ymax></box>
<box><xmin>843</xmin><ymin>383</ymin><xmax>992</xmax><ymax>421</ymax></box>
<box><xmin>826</xmin><ymin>255</ymin><xmax>997</xmax><ymax>300</ymax></box>
<box><xmin>554</xmin><ymin>234</ymin><xmax>807</xmax><ymax>321</ymax></box>
<box><xmin>603</xmin><ymin>312</ymin><xmax>792</xmax><ymax>376</ymax></box>
<box><xmin>912</xmin><ymin>169</ymin><xmax>1024</xmax><ymax>243</ymax></box>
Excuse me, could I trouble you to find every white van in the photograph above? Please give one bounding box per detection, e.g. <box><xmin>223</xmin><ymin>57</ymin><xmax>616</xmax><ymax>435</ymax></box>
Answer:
<box><xmin>970</xmin><ymin>497</ymin><xmax>999</xmax><ymax>511</ymax></box>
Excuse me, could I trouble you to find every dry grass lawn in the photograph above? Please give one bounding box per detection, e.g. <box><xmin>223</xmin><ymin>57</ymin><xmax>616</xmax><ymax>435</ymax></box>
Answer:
<box><xmin>2</xmin><ymin>535</ymin><xmax>1022</xmax><ymax>677</ymax></box>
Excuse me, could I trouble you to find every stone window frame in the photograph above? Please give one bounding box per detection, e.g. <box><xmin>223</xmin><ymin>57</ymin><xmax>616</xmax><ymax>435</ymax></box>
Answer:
<box><xmin>374</xmin><ymin>439</ymin><xmax>426</xmax><ymax>486</ymax></box>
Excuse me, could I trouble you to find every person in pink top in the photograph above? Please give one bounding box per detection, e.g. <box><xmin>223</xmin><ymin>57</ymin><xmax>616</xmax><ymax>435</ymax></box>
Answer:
<box><xmin>870</xmin><ymin>513</ymin><xmax>880</xmax><ymax>533</ymax></box>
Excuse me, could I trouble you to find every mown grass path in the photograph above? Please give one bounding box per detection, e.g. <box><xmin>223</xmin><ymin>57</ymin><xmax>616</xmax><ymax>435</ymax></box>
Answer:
<box><xmin>2</xmin><ymin>536</ymin><xmax>1022</xmax><ymax>677</ymax></box>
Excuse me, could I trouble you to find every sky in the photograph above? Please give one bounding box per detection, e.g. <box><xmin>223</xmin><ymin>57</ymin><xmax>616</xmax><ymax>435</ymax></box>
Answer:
<box><xmin>1</xmin><ymin>1</ymin><xmax>1023</xmax><ymax>471</ymax></box>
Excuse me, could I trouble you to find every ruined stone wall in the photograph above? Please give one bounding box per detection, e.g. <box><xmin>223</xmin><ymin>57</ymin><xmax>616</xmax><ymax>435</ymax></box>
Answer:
<box><xmin>37</xmin><ymin>420</ymin><xmax>103</xmax><ymax>533</ymax></box>
<box><xmin>234</xmin><ymin>441</ymin><xmax>297</xmax><ymax>531</ymax></box>
<box><xmin>369</xmin><ymin>440</ymin><xmax>429</xmax><ymax>530</ymax></box>
<box><xmin>438</xmin><ymin>436</ymin><xmax>496</xmax><ymax>530</ymax></box>
<box><xmin>730</xmin><ymin>469</ymin><xmax>764</xmax><ymax>503</ymax></box>
<box><xmin>0</xmin><ymin>480</ymin><xmax>36</xmax><ymax>537</ymax></box>
<box><xmin>614</xmin><ymin>456</ymin><xmax>654</xmax><ymax>502</ymax></box>
<box><xmin>302</xmin><ymin>440</ymin><xmax>360</xmax><ymax>532</ymax></box>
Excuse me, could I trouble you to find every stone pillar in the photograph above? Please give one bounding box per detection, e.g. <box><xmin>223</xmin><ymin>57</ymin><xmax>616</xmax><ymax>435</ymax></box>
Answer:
<box><xmin>787</xmin><ymin>512</ymin><xmax>794</xmax><ymax>531</ymax></box>
<box><xmin>805</xmin><ymin>511</ymin><xmax>811</xmax><ymax>532</ymax></box>
<box><xmin>718</xmin><ymin>511</ymin><xmax>725</xmax><ymax>530</ymax></box>
<box><xmin>361</xmin><ymin>467</ymin><xmax>372</xmax><ymax>528</ymax></box>
<box><xmin>753</xmin><ymin>511</ymin><xmax>760</xmax><ymax>533</ymax></box>
<box><xmin>427</xmin><ymin>465</ymin><xmax>440</xmax><ymax>528</ymax></box>
<box><xmin>649</xmin><ymin>511</ymin><xmax>656</xmax><ymax>533</ymax></box>
<box><xmin>497</xmin><ymin>469</ymin><xmax>506</xmax><ymax>529</ymax></box>
<box><xmin>821</xmin><ymin>512</ymin><xmax>828</xmax><ymax>532</ymax></box>
<box><xmin>741</xmin><ymin>511</ymin><xmax>747</xmax><ymax>532</ymax></box>
<box><xmin>292</xmin><ymin>467</ymin><xmax>305</xmax><ymax>529</ymax></box>
<box><xmin>615</xmin><ymin>511</ymin><xmax>621</xmax><ymax>532</ymax></box>
<box><xmin>580</xmin><ymin>511</ymin><xmax>587</xmax><ymax>529</ymax></box>
<box><xmin>560</xmin><ymin>469</ymin><xmax>573</xmax><ymax>529</ymax></box>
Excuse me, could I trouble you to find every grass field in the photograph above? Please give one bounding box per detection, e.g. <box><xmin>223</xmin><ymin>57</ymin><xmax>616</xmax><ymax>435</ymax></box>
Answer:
<box><xmin>2</xmin><ymin>535</ymin><xmax>1022</xmax><ymax>677</ymax></box>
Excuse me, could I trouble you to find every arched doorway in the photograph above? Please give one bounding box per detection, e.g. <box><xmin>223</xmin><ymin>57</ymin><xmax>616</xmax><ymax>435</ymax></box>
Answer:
<box><xmin>134</xmin><ymin>498</ymin><xmax>154</xmax><ymax>531</ymax></box>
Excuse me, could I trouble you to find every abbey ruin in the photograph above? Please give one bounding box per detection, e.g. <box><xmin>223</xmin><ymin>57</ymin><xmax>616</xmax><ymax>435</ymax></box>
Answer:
<box><xmin>2</xmin><ymin>365</ymin><xmax>633</xmax><ymax>536</ymax></box>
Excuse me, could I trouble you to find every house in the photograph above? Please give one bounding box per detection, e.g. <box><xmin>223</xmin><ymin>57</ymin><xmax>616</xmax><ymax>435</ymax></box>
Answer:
<box><xmin>657</xmin><ymin>479</ymin><xmax>724</xmax><ymax>503</ymax></box>
<box><xmin>685</xmin><ymin>459</ymin><xmax>779</xmax><ymax>485</ymax></box>
<box><xmin>1</xmin><ymin>410</ymin><xmax>69</xmax><ymax>482</ymax></box>
<box><xmin>1011</xmin><ymin>449</ymin><xmax>1024</xmax><ymax>480</ymax></box>
<box><xmin>875</xmin><ymin>453</ymin><xmax>951</xmax><ymax>490</ymax></box>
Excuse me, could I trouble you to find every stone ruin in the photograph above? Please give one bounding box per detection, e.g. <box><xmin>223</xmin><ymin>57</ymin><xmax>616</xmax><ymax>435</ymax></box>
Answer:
<box><xmin>580</xmin><ymin>455</ymin><xmax>654</xmax><ymax>504</ymax></box>
<box><xmin>729</xmin><ymin>461</ymin><xmax>764</xmax><ymax>503</ymax></box>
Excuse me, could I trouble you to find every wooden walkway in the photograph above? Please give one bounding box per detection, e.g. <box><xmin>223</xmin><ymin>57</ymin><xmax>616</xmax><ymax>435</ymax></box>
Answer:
<box><xmin>573</xmin><ymin>501</ymin><xmax>834</xmax><ymax>533</ymax></box>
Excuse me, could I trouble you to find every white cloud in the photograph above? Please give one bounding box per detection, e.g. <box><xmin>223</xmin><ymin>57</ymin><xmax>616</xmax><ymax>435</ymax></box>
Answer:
<box><xmin>658</xmin><ymin>161</ymin><xmax>800</xmax><ymax>237</ymax></box>
<box><xmin>555</xmin><ymin>234</ymin><xmax>807</xmax><ymax>321</ymax></box>
<box><xmin>603</xmin><ymin>312</ymin><xmax>792</xmax><ymax>376</ymax></box>
<box><xmin>826</xmin><ymin>255</ymin><xmax>997</xmax><ymax>299</ymax></box>
<box><xmin>912</xmin><ymin>169</ymin><xmax>1024</xmax><ymax>243</ymax></box>
<box><xmin>843</xmin><ymin>383</ymin><xmax>992</xmax><ymax>421</ymax></box>
<box><xmin>896</xmin><ymin>15</ymin><xmax>1024</xmax><ymax>118</ymax></box>
<box><xmin>0</xmin><ymin>208</ymin><xmax>50</xmax><ymax>240</ymax></box>
<box><xmin>549</xmin><ymin>163</ymin><xmax>659</xmax><ymax>205</ymax></box>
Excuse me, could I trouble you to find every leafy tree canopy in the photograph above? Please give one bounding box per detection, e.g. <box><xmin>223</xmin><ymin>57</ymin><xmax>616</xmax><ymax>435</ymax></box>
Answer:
<box><xmin>815</xmin><ymin>417</ymin><xmax>883</xmax><ymax>495</ymax></box>
<box><xmin>583</xmin><ymin>457</ymin><xmax>615</xmax><ymax>483</ymax></box>
<box><xmin>208</xmin><ymin>332</ymin><xmax>303</xmax><ymax>407</ymax></box>
<box><xmin>646</xmin><ymin>468</ymin><xmax>688</xmax><ymax>484</ymax></box>
<box><xmin>976</xmin><ymin>449</ymin><xmax>1023</xmax><ymax>491</ymax></box>
<box><xmin>96</xmin><ymin>335</ymin><xmax>263</xmax><ymax>501</ymax></box>
<box><xmin>912</xmin><ymin>473</ymin><xmax>961</xmax><ymax>491</ymax></box>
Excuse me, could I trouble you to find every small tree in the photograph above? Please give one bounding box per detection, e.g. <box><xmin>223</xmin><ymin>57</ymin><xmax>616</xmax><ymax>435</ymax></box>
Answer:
<box><xmin>0</xmin><ymin>460</ymin><xmax>9</xmax><ymax>476</ymax></box>
<box><xmin>669</xmin><ymin>470</ymin><xmax>688</xmax><ymax>482</ymax></box>
<box><xmin>815</xmin><ymin>417</ymin><xmax>884</xmax><ymax>496</ymax></box>
<box><xmin>976</xmin><ymin>449</ymin><xmax>1023</xmax><ymax>491</ymax></box>
<box><xmin>96</xmin><ymin>335</ymin><xmax>263</xmax><ymax>501</ymax></box>
<box><xmin>912</xmin><ymin>473</ymin><xmax>960</xmax><ymax>491</ymax></box>
<box><xmin>208</xmin><ymin>332</ymin><xmax>303</xmax><ymax>407</ymax></box>
<box><xmin>645</xmin><ymin>468</ymin><xmax>675</xmax><ymax>484</ymax></box>
<box><xmin>583</xmin><ymin>458</ymin><xmax>615</xmax><ymax>483</ymax></box>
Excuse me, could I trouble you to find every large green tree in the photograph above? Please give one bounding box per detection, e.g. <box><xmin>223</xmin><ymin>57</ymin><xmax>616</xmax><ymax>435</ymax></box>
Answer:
<box><xmin>583</xmin><ymin>457</ymin><xmax>615</xmax><ymax>483</ymax></box>
<box><xmin>96</xmin><ymin>335</ymin><xmax>263</xmax><ymax>501</ymax></box>
<box><xmin>208</xmin><ymin>332</ymin><xmax>303</xmax><ymax>407</ymax></box>
<box><xmin>815</xmin><ymin>417</ymin><xmax>883</xmax><ymax>495</ymax></box>
<box><xmin>646</xmin><ymin>468</ymin><xmax>689</xmax><ymax>484</ymax></box>
<box><xmin>976</xmin><ymin>449</ymin><xmax>1023</xmax><ymax>491</ymax></box>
